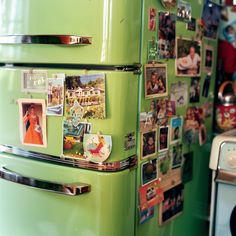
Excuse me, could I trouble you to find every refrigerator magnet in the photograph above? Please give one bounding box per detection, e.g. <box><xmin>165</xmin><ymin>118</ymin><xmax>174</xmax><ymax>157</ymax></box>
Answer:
<box><xmin>18</xmin><ymin>98</ymin><xmax>47</xmax><ymax>148</ymax></box>
<box><xmin>21</xmin><ymin>70</ymin><xmax>47</xmax><ymax>93</ymax></box>
<box><xmin>83</xmin><ymin>134</ymin><xmax>112</xmax><ymax>163</ymax></box>
<box><xmin>46</xmin><ymin>77</ymin><xmax>64</xmax><ymax>116</ymax></box>
<box><xmin>141</xmin><ymin>158</ymin><xmax>158</xmax><ymax>186</ymax></box>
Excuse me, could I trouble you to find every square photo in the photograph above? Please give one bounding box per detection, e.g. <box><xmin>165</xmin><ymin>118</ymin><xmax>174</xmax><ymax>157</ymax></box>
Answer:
<box><xmin>176</xmin><ymin>38</ymin><xmax>201</xmax><ymax>77</ymax></box>
<box><xmin>141</xmin><ymin>158</ymin><xmax>158</xmax><ymax>186</ymax></box>
<box><xmin>145</xmin><ymin>64</ymin><xmax>168</xmax><ymax>99</ymax></box>
<box><xmin>141</xmin><ymin>130</ymin><xmax>157</xmax><ymax>159</ymax></box>
<box><xmin>18</xmin><ymin>98</ymin><xmax>47</xmax><ymax>147</ymax></box>
<box><xmin>158</xmin><ymin>126</ymin><xmax>169</xmax><ymax>152</ymax></box>
<box><xmin>170</xmin><ymin>116</ymin><xmax>183</xmax><ymax>144</ymax></box>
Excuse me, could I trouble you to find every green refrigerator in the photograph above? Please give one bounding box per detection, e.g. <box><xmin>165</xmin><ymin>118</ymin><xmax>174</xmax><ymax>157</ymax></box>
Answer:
<box><xmin>0</xmin><ymin>0</ymin><xmax>220</xmax><ymax>236</ymax></box>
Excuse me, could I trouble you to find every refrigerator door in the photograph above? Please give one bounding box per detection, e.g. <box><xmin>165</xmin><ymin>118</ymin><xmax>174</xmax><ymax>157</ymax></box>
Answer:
<box><xmin>0</xmin><ymin>152</ymin><xmax>136</xmax><ymax>236</ymax></box>
<box><xmin>0</xmin><ymin>67</ymin><xmax>138</xmax><ymax>162</ymax></box>
<box><xmin>0</xmin><ymin>0</ymin><xmax>141</xmax><ymax>65</ymax></box>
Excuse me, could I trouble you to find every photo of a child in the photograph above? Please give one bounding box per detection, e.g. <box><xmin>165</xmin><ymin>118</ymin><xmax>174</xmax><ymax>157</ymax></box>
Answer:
<box><xmin>141</xmin><ymin>130</ymin><xmax>157</xmax><ymax>159</ymax></box>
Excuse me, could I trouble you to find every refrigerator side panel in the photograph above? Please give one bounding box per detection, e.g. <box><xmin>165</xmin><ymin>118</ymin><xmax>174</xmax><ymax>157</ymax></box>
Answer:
<box><xmin>0</xmin><ymin>0</ymin><xmax>141</xmax><ymax>65</ymax></box>
<box><xmin>0</xmin><ymin>68</ymin><xmax>138</xmax><ymax>162</ymax></box>
<box><xmin>0</xmin><ymin>153</ymin><xmax>135</xmax><ymax>236</ymax></box>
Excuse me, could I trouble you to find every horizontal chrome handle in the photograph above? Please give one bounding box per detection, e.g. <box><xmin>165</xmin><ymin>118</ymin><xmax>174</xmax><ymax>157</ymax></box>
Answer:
<box><xmin>0</xmin><ymin>166</ymin><xmax>91</xmax><ymax>196</ymax></box>
<box><xmin>0</xmin><ymin>35</ymin><xmax>92</xmax><ymax>45</ymax></box>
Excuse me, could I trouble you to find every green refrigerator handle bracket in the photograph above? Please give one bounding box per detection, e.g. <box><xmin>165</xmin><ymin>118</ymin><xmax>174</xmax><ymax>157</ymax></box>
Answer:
<box><xmin>0</xmin><ymin>166</ymin><xmax>91</xmax><ymax>196</ymax></box>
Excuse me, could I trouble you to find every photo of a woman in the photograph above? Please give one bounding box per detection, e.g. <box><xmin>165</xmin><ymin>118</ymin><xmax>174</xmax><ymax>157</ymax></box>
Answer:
<box><xmin>18</xmin><ymin>99</ymin><xmax>47</xmax><ymax>147</ymax></box>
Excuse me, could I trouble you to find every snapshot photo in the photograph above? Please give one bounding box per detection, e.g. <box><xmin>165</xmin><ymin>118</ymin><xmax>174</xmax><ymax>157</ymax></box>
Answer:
<box><xmin>171</xmin><ymin>144</ymin><xmax>183</xmax><ymax>169</ymax></box>
<box><xmin>47</xmin><ymin>77</ymin><xmax>64</xmax><ymax>116</ymax></box>
<box><xmin>21</xmin><ymin>70</ymin><xmax>47</xmax><ymax>93</ymax></box>
<box><xmin>170</xmin><ymin>116</ymin><xmax>183</xmax><ymax>144</ymax></box>
<box><xmin>158</xmin><ymin>126</ymin><xmax>169</xmax><ymax>152</ymax></box>
<box><xmin>170</xmin><ymin>82</ymin><xmax>188</xmax><ymax>107</ymax></box>
<box><xmin>177</xmin><ymin>0</ymin><xmax>191</xmax><ymax>22</ymax></box>
<box><xmin>139</xmin><ymin>206</ymin><xmax>154</xmax><ymax>225</ymax></box>
<box><xmin>141</xmin><ymin>158</ymin><xmax>158</xmax><ymax>186</ymax></box>
<box><xmin>158</xmin><ymin>152</ymin><xmax>171</xmax><ymax>179</ymax></box>
<box><xmin>148</xmin><ymin>7</ymin><xmax>156</xmax><ymax>31</ymax></box>
<box><xmin>158</xmin><ymin>12</ymin><xmax>176</xmax><ymax>59</ymax></box>
<box><xmin>189</xmin><ymin>77</ymin><xmax>200</xmax><ymax>103</ymax></box>
<box><xmin>159</xmin><ymin>183</ymin><xmax>184</xmax><ymax>225</ymax></box>
<box><xmin>65</xmin><ymin>74</ymin><xmax>106</xmax><ymax>120</ymax></box>
<box><xmin>145</xmin><ymin>64</ymin><xmax>168</xmax><ymax>99</ymax></box>
<box><xmin>161</xmin><ymin>0</ymin><xmax>177</xmax><ymax>9</ymax></box>
<box><xmin>204</xmin><ymin>45</ymin><xmax>214</xmax><ymax>73</ymax></box>
<box><xmin>201</xmin><ymin>1</ymin><xmax>221</xmax><ymax>39</ymax></box>
<box><xmin>141</xmin><ymin>130</ymin><xmax>157</xmax><ymax>159</ymax></box>
<box><xmin>18</xmin><ymin>98</ymin><xmax>47</xmax><ymax>147</ymax></box>
<box><xmin>176</xmin><ymin>38</ymin><xmax>201</xmax><ymax>77</ymax></box>
<box><xmin>186</xmin><ymin>18</ymin><xmax>196</xmax><ymax>31</ymax></box>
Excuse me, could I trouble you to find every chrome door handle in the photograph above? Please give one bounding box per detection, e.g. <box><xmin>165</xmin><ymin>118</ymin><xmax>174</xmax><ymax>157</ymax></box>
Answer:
<box><xmin>0</xmin><ymin>35</ymin><xmax>92</xmax><ymax>45</ymax></box>
<box><xmin>0</xmin><ymin>166</ymin><xmax>91</xmax><ymax>196</ymax></box>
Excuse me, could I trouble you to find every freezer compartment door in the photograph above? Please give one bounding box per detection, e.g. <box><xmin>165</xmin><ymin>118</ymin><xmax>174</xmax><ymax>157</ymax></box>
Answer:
<box><xmin>0</xmin><ymin>153</ymin><xmax>136</xmax><ymax>236</ymax></box>
<box><xmin>0</xmin><ymin>67</ymin><xmax>138</xmax><ymax>162</ymax></box>
<box><xmin>0</xmin><ymin>0</ymin><xmax>141</xmax><ymax>65</ymax></box>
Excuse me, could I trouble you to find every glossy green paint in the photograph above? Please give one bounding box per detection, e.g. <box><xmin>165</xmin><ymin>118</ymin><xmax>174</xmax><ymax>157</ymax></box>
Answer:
<box><xmin>136</xmin><ymin>0</ymin><xmax>218</xmax><ymax>236</ymax></box>
<box><xmin>0</xmin><ymin>153</ymin><xmax>136</xmax><ymax>236</ymax></box>
<box><xmin>0</xmin><ymin>0</ymin><xmax>141</xmax><ymax>65</ymax></box>
<box><xmin>0</xmin><ymin>67</ymin><xmax>138</xmax><ymax>162</ymax></box>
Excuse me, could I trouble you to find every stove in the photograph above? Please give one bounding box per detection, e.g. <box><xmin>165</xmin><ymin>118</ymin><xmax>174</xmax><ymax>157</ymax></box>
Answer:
<box><xmin>209</xmin><ymin>129</ymin><xmax>236</xmax><ymax>236</ymax></box>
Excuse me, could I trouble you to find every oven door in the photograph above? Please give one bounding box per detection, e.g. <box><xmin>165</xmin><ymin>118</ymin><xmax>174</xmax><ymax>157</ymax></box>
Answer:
<box><xmin>214</xmin><ymin>170</ymin><xmax>236</xmax><ymax>236</ymax></box>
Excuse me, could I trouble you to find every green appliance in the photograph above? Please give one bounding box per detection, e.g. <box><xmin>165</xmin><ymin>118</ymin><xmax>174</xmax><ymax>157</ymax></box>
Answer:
<box><xmin>0</xmin><ymin>1</ymin><xmax>141</xmax><ymax>236</ymax></box>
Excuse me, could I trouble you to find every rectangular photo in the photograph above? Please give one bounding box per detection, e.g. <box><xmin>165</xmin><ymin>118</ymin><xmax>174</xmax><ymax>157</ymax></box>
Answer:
<box><xmin>148</xmin><ymin>7</ymin><xmax>156</xmax><ymax>31</ymax></box>
<box><xmin>170</xmin><ymin>82</ymin><xmax>188</xmax><ymax>107</ymax></box>
<box><xmin>63</xmin><ymin>120</ymin><xmax>92</xmax><ymax>159</ymax></box>
<box><xmin>189</xmin><ymin>77</ymin><xmax>200</xmax><ymax>103</ymax></box>
<box><xmin>170</xmin><ymin>116</ymin><xmax>183</xmax><ymax>144</ymax></box>
<box><xmin>141</xmin><ymin>158</ymin><xmax>158</xmax><ymax>186</ymax></box>
<box><xmin>204</xmin><ymin>45</ymin><xmax>214</xmax><ymax>73</ymax></box>
<box><xmin>158</xmin><ymin>152</ymin><xmax>171</xmax><ymax>180</ymax></box>
<box><xmin>171</xmin><ymin>144</ymin><xmax>183</xmax><ymax>169</ymax></box>
<box><xmin>158</xmin><ymin>12</ymin><xmax>176</xmax><ymax>59</ymax></box>
<box><xmin>145</xmin><ymin>64</ymin><xmax>168</xmax><ymax>99</ymax></box>
<box><xmin>141</xmin><ymin>130</ymin><xmax>157</xmax><ymax>159</ymax></box>
<box><xmin>139</xmin><ymin>206</ymin><xmax>154</xmax><ymax>225</ymax></box>
<box><xmin>65</xmin><ymin>74</ymin><xmax>106</xmax><ymax>120</ymax></box>
<box><xmin>176</xmin><ymin>37</ymin><xmax>201</xmax><ymax>77</ymax></box>
<box><xmin>186</xmin><ymin>18</ymin><xmax>196</xmax><ymax>31</ymax></box>
<box><xmin>201</xmin><ymin>1</ymin><xmax>221</xmax><ymax>39</ymax></box>
<box><xmin>18</xmin><ymin>98</ymin><xmax>47</xmax><ymax>147</ymax></box>
<box><xmin>158</xmin><ymin>126</ymin><xmax>169</xmax><ymax>152</ymax></box>
<box><xmin>21</xmin><ymin>70</ymin><xmax>47</xmax><ymax>93</ymax></box>
<box><xmin>159</xmin><ymin>183</ymin><xmax>184</xmax><ymax>225</ymax></box>
<box><xmin>46</xmin><ymin>77</ymin><xmax>64</xmax><ymax>116</ymax></box>
<box><xmin>177</xmin><ymin>0</ymin><xmax>191</xmax><ymax>22</ymax></box>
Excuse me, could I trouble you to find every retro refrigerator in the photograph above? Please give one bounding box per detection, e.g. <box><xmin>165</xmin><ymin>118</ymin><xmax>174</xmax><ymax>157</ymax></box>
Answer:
<box><xmin>0</xmin><ymin>1</ymin><xmax>141</xmax><ymax>236</ymax></box>
<box><xmin>0</xmin><ymin>1</ymin><xmax>220</xmax><ymax>236</ymax></box>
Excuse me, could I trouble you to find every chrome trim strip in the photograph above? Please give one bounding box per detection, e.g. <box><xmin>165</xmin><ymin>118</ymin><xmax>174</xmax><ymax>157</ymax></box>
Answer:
<box><xmin>215</xmin><ymin>169</ymin><xmax>236</xmax><ymax>186</ymax></box>
<box><xmin>0</xmin><ymin>35</ymin><xmax>92</xmax><ymax>45</ymax></box>
<box><xmin>0</xmin><ymin>166</ymin><xmax>91</xmax><ymax>196</ymax></box>
<box><xmin>0</xmin><ymin>145</ymin><xmax>137</xmax><ymax>172</ymax></box>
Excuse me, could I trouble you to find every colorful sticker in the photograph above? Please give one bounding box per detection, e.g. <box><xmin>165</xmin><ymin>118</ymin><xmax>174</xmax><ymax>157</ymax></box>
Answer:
<box><xmin>18</xmin><ymin>98</ymin><xmax>47</xmax><ymax>147</ymax></box>
<box><xmin>83</xmin><ymin>134</ymin><xmax>112</xmax><ymax>163</ymax></box>
<box><xmin>141</xmin><ymin>158</ymin><xmax>158</xmax><ymax>186</ymax></box>
<box><xmin>139</xmin><ymin>179</ymin><xmax>163</xmax><ymax>211</ymax></box>
<box><xmin>46</xmin><ymin>77</ymin><xmax>64</xmax><ymax>116</ymax></box>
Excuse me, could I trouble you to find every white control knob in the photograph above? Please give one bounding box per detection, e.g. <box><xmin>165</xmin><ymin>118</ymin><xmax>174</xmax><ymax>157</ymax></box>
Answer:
<box><xmin>224</xmin><ymin>153</ymin><xmax>236</xmax><ymax>168</ymax></box>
